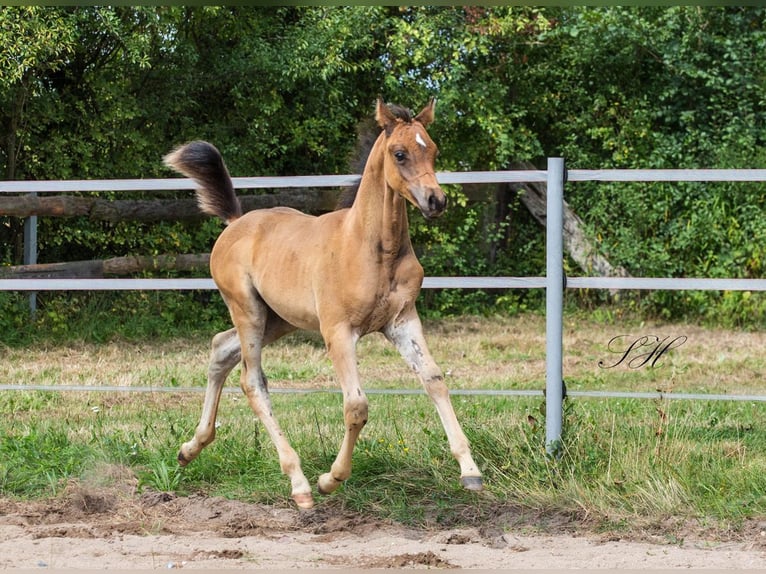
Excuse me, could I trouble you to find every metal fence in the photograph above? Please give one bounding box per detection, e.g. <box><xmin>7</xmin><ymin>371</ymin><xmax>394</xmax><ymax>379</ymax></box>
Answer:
<box><xmin>3</xmin><ymin>163</ymin><xmax>766</xmax><ymax>451</ymax></box>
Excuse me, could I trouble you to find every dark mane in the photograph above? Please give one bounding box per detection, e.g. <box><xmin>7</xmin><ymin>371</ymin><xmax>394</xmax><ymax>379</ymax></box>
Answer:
<box><xmin>336</xmin><ymin>103</ymin><xmax>415</xmax><ymax>210</ymax></box>
<box><xmin>388</xmin><ymin>104</ymin><xmax>414</xmax><ymax>122</ymax></box>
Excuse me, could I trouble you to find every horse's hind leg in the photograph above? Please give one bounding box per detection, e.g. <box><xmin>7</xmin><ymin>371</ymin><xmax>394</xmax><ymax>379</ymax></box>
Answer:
<box><xmin>179</xmin><ymin>328</ymin><xmax>241</xmax><ymax>466</ymax></box>
<box><xmin>233</xmin><ymin>299</ymin><xmax>313</xmax><ymax>509</ymax></box>
<box><xmin>384</xmin><ymin>310</ymin><xmax>483</xmax><ymax>491</ymax></box>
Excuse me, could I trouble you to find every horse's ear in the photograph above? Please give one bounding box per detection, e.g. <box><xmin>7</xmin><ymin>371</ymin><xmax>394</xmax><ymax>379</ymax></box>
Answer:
<box><xmin>415</xmin><ymin>98</ymin><xmax>436</xmax><ymax>127</ymax></box>
<box><xmin>375</xmin><ymin>97</ymin><xmax>397</xmax><ymax>134</ymax></box>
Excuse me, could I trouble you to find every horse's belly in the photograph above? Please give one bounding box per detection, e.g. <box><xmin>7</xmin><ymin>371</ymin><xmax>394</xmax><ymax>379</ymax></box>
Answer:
<box><xmin>248</xmin><ymin>248</ymin><xmax>320</xmax><ymax>331</ymax></box>
<box><xmin>260</xmin><ymin>287</ymin><xmax>320</xmax><ymax>332</ymax></box>
<box><xmin>212</xmin><ymin>209</ymin><xmax>327</xmax><ymax>332</ymax></box>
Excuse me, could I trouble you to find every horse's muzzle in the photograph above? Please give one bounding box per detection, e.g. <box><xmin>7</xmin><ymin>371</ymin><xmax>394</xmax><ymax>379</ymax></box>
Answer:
<box><xmin>419</xmin><ymin>187</ymin><xmax>447</xmax><ymax>220</ymax></box>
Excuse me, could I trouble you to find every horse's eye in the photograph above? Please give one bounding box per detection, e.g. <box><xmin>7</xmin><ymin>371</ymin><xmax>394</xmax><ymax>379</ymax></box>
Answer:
<box><xmin>394</xmin><ymin>151</ymin><xmax>407</xmax><ymax>163</ymax></box>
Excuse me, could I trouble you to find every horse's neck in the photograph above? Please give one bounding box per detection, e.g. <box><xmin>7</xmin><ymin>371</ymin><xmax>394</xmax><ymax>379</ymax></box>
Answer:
<box><xmin>350</xmin><ymin>146</ymin><xmax>411</xmax><ymax>260</ymax></box>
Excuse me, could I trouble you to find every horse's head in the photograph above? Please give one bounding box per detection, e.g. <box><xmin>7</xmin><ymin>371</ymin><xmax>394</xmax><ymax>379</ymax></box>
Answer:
<box><xmin>376</xmin><ymin>98</ymin><xmax>447</xmax><ymax>220</ymax></box>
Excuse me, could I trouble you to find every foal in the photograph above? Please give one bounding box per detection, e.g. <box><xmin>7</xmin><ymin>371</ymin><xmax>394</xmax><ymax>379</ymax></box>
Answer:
<box><xmin>165</xmin><ymin>99</ymin><xmax>482</xmax><ymax>508</ymax></box>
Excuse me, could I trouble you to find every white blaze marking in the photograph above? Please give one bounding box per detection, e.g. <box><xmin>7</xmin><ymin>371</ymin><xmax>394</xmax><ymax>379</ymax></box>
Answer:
<box><xmin>415</xmin><ymin>132</ymin><xmax>427</xmax><ymax>148</ymax></box>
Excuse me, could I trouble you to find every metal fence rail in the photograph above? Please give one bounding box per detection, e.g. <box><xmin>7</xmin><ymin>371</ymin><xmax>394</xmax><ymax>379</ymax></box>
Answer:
<box><xmin>5</xmin><ymin>276</ymin><xmax>766</xmax><ymax>292</ymax></box>
<box><xmin>0</xmin><ymin>170</ymin><xmax>549</xmax><ymax>194</ymax></box>
<box><xmin>3</xmin><ymin>165</ymin><xmax>766</xmax><ymax>452</ymax></box>
<box><xmin>3</xmin><ymin>383</ymin><xmax>766</xmax><ymax>404</ymax></box>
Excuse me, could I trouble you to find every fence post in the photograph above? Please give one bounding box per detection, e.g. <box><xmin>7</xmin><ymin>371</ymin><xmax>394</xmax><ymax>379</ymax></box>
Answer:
<box><xmin>545</xmin><ymin>158</ymin><xmax>566</xmax><ymax>455</ymax></box>
<box><xmin>23</xmin><ymin>202</ymin><xmax>38</xmax><ymax>317</ymax></box>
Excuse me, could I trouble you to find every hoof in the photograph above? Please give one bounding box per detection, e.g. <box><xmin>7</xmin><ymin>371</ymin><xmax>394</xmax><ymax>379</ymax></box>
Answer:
<box><xmin>177</xmin><ymin>451</ymin><xmax>190</xmax><ymax>467</ymax></box>
<box><xmin>461</xmin><ymin>476</ymin><xmax>483</xmax><ymax>491</ymax></box>
<box><xmin>292</xmin><ymin>492</ymin><xmax>315</xmax><ymax>510</ymax></box>
<box><xmin>317</xmin><ymin>473</ymin><xmax>341</xmax><ymax>495</ymax></box>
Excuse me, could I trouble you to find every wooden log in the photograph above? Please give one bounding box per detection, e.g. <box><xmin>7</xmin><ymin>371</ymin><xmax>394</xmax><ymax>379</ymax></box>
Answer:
<box><xmin>102</xmin><ymin>253</ymin><xmax>210</xmax><ymax>275</ymax></box>
<box><xmin>0</xmin><ymin>195</ymin><xmax>93</xmax><ymax>218</ymax></box>
<box><xmin>0</xmin><ymin>189</ymin><xmax>339</xmax><ymax>221</ymax></box>
<box><xmin>3</xmin><ymin>259</ymin><xmax>104</xmax><ymax>279</ymax></box>
<box><xmin>0</xmin><ymin>253</ymin><xmax>211</xmax><ymax>279</ymax></box>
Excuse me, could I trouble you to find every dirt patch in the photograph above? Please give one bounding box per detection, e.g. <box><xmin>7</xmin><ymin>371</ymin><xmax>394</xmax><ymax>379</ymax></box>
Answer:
<box><xmin>2</xmin><ymin>467</ymin><xmax>766</xmax><ymax>569</ymax></box>
<box><xmin>360</xmin><ymin>550</ymin><xmax>457</xmax><ymax>569</ymax></box>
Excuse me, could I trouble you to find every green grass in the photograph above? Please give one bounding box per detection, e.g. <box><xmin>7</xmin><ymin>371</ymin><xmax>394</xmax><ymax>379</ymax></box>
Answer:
<box><xmin>2</xmin><ymin>389</ymin><xmax>766</xmax><ymax>533</ymax></box>
<box><xmin>2</xmin><ymin>314</ymin><xmax>766</xmax><ymax>537</ymax></box>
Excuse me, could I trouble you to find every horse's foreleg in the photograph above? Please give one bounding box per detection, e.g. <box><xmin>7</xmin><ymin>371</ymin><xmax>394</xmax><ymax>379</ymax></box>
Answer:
<box><xmin>317</xmin><ymin>326</ymin><xmax>367</xmax><ymax>496</ymax></box>
<box><xmin>384</xmin><ymin>312</ymin><xmax>483</xmax><ymax>491</ymax></box>
<box><xmin>235</xmin><ymin>311</ymin><xmax>313</xmax><ymax>509</ymax></box>
<box><xmin>179</xmin><ymin>328</ymin><xmax>241</xmax><ymax>466</ymax></box>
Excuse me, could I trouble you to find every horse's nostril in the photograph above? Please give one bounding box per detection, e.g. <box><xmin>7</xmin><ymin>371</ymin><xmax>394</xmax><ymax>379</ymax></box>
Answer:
<box><xmin>429</xmin><ymin>193</ymin><xmax>446</xmax><ymax>213</ymax></box>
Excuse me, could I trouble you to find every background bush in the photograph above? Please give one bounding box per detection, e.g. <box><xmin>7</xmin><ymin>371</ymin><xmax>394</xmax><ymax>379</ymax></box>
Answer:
<box><xmin>2</xmin><ymin>6</ymin><xmax>765</xmax><ymax>340</ymax></box>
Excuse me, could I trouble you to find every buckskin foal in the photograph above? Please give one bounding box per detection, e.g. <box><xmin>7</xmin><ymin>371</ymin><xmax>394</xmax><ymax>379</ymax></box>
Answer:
<box><xmin>164</xmin><ymin>99</ymin><xmax>483</xmax><ymax>509</ymax></box>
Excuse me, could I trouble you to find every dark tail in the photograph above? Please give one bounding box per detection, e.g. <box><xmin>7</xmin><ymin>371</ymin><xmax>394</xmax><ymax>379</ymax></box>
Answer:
<box><xmin>164</xmin><ymin>141</ymin><xmax>242</xmax><ymax>224</ymax></box>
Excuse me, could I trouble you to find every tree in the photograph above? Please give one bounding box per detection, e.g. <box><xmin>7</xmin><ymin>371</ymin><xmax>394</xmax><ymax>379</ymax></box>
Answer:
<box><xmin>0</xmin><ymin>8</ymin><xmax>78</xmax><ymax>180</ymax></box>
<box><xmin>525</xmin><ymin>7</ymin><xmax>766</xmax><ymax>321</ymax></box>
<box><xmin>1</xmin><ymin>6</ymin><xmax>765</xmax><ymax>324</ymax></box>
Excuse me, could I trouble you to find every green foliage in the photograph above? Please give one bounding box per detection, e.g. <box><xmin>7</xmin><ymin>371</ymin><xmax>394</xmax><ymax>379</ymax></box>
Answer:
<box><xmin>1</xmin><ymin>7</ymin><xmax>765</xmax><ymax>327</ymax></box>
<box><xmin>529</xmin><ymin>7</ymin><xmax>766</xmax><ymax>322</ymax></box>
<box><xmin>410</xmin><ymin>185</ymin><xmax>546</xmax><ymax>316</ymax></box>
<box><xmin>0</xmin><ymin>7</ymin><xmax>77</xmax><ymax>86</ymax></box>
<box><xmin>0</xmin><ymin>289</ymin><xmax>230</xmax><ymax>346</ymax></box>
<box><xmin>0</xmin><ymin>292</ymin><xmax>32</xmax><ymax>345</ymax></box>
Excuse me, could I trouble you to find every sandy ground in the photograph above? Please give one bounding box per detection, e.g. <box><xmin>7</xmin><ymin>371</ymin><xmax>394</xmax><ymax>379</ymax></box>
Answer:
<box><xmin>2</xmin><ymin>472</ymin><xmax>766</xmax><ymax>570</ymax></box>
